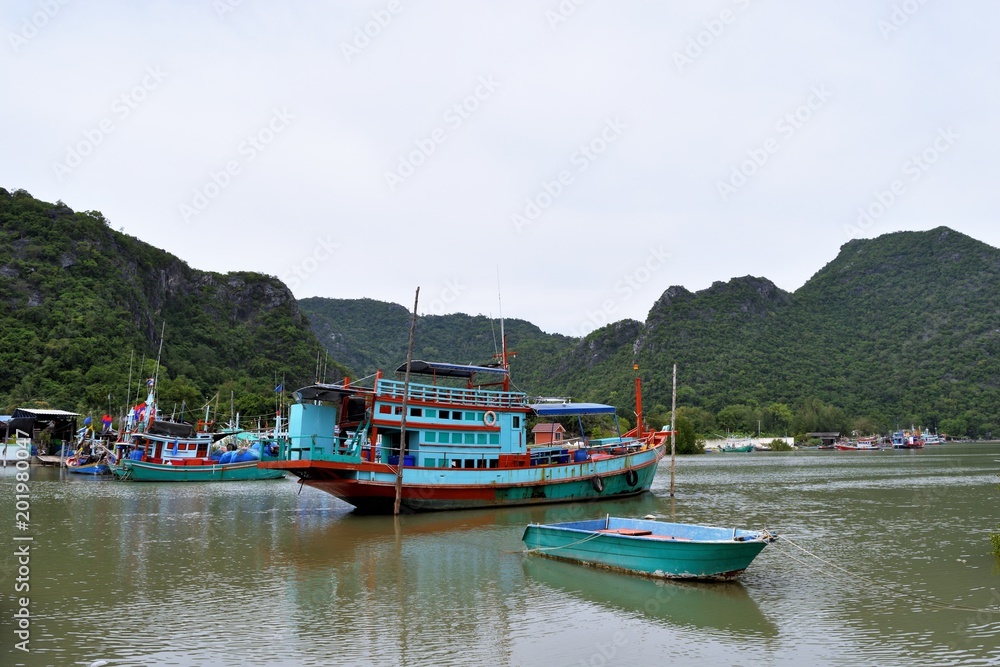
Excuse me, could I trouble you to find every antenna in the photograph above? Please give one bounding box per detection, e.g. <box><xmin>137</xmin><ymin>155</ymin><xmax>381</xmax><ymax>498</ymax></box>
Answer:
<box><xmin>497</xmin><ymin>267</ymin><xmax>505</xmax><ymax>352</ymax></box>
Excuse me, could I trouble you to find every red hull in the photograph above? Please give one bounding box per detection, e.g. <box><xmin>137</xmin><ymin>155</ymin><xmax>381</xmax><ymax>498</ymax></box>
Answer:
<box><xmin>262</xmin><ymin>455</ymin><xmax>661</xmax><ymax>514</ymax></box>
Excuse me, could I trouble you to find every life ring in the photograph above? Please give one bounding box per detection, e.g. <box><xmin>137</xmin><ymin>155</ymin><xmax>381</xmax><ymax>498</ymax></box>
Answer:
<box><xmin>625</xmin><ymin>469</ymin><xmax>639</xmax><ymax>486</ymax></box>
<box><xmin>591</xmin><ymin>476</ymin><xmax>604</xmax><ymax>493</ymax></box>
<box><xmin>483</xmin><ymin>411</ymin><xmax>497</xmax><ymax>427</ymax></box>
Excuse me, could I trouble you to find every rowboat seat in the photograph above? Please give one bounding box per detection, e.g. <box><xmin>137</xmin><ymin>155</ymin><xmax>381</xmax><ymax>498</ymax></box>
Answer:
<box><xmin>597</xmin><ymin>528</ymin><xmax>652</xmax><ymax>536</ymax></box>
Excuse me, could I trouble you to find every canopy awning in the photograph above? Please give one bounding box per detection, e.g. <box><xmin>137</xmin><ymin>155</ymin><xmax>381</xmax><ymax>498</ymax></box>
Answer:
<box><xmin>293</xmin><ymin>384</ymin><xmax>360</xmax><ymax>403</ymax></box>
<box><xmin>529</xmin><ymin>402</ymin><xmax>617</xmax><ymax>416</ymax></box>
<box><xmin>395</xmin><ymin>360</ymin><xmax>508</xmax><ymax>378</ymax></box>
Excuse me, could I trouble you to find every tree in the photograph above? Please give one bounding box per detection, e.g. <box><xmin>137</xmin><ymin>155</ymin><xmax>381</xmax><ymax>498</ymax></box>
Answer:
<box><xmin>761</xmin><ymin>403</ymin><xmax>793</xmax><ymax>434</ymax></box>
<box><xmin>674</xmin><ymin>414</ymin><xmax>704</xmax><ymax>454</ymax></box>
<box><xmin>716</xmin><ymin>404</ymin><xmax>759</xmax><ymax>433</ymax></box>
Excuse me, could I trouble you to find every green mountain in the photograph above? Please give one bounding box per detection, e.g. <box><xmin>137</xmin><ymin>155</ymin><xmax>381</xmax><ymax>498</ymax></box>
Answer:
<box><xmin>0</xmin><ymin>188</ymin><xmax>328</xmax><ymax>420</ymax></box>
<box><xmin>302</xmin><ymin>228</ymin><xmax>1000</xmax><ymax>438</ymax></box>
<box><xmin>4</xmin><ymin>184</ymin><xmax>996</xmax><ymax>439</ymax></box>
<box><xmin>299</xmin><ymin>296</ymin><xmax>576</xmax><ymax>392</ymax></box>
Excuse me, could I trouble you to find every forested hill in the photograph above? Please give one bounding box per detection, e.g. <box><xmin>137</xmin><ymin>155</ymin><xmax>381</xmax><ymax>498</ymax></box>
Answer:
<box><xmin>298</xmin><ymin>296</ymin><xmax>576</xmax><ymax>391</ymax></box>
<box><xmin>303</xmin><ymin>228</ymin><xmax>1000</xmax><ymax>438</ymax></box>
<box><xmin>0</xmin><ymin>188</ymin><xmax>328</xmax><ymax>418</ymax></box>
<box><xmin>4</xmin><ymin>184</ymin><xmax>997</xmax><ymax>438</ymax></box>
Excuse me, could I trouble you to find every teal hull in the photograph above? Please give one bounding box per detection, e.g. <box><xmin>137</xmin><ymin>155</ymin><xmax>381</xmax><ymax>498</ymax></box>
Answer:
<box><xmin>111</xmin><ymin>459</ymin><xmax>286</xmax><ymax>482</ymax></box>
<box><xmin>522</xmin><ymin>517</ymin><xmax>775</xmax><ymax>580</ymax></box>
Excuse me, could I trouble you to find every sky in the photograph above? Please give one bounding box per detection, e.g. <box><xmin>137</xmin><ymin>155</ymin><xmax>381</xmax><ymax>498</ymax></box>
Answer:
<box><xmin>2</xmin><ymin>1</ymin><xmax>998</xmax><ymax>337</ymax></box>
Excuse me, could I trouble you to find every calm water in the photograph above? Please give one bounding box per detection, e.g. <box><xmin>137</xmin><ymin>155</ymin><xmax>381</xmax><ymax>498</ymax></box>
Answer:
<box><xmin>2</xmin><ymin>444</ymin><xmax>1000</xmax><ymax>666</ymax></box>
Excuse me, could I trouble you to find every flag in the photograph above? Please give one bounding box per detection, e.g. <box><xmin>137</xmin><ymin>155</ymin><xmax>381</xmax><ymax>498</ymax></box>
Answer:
<box><xmin>274</xmin><ymin>384</ymin><xmax>283</xmax><ymax>392</ymax></box>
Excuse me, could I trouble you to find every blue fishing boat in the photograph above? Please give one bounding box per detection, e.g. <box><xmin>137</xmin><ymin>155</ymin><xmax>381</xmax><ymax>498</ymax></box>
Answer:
<box><xmin>522</xmin><ymin>516</ymin><xmax>777</xmax><ymax>580</ymax></box>
<box><xmin>261</xmin><ymin>355</ymin><xmax>667</xmax><ymax>513</ymax></box>
<box><xmin>66</xmin><ymin>455</ymin><xmax>112</xmax><ymax>475</ymax></box>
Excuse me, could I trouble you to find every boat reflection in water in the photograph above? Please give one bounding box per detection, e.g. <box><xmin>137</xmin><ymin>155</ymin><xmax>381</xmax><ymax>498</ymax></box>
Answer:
<box><xmin>521</xmin><ymin>556</ymin><xmax>778</xmax><ymax>638</ymax></box>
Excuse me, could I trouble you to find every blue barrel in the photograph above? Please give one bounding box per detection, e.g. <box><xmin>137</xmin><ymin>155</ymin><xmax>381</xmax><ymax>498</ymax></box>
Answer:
<box><xmin>573</xmin><ymin>449</ymin><xmax>589</xmax><ymax>462</ymax></box>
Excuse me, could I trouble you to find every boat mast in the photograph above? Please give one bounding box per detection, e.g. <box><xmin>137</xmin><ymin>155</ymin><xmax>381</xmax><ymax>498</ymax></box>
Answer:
<box><xmin>494</xmin><ymin>270</ymin><xmax>513</xmax><ymax>391</ymax></box>
<box><xmin>634</xmin><ymin>362</ymin><xmax>643</xmax><ymax>440</ymax></box>
<box><xmin>150</xmin><ymin>322</ymin><xmax>165</xmax><ymax>426</ymax></box>
<box><xmin>670</xmin><ymin>363</ymin><xmax>677</xmax><ymax>497</ymax></box>
<box><xmin>394</xmin><ymin>286</ymin><xmax>420</xmax><ymax>516</ymax></box>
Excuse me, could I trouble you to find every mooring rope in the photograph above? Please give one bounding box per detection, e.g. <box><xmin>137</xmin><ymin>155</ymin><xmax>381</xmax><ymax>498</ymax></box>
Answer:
<box><xmin>777</xmin><ymin>535</ymin><xmax>999</xmax><ymax>613</ymax></box>
<box><xmin>522</xmin><ymin>530</ymin><xmax>604</xmax><ymax>554</ymax></box>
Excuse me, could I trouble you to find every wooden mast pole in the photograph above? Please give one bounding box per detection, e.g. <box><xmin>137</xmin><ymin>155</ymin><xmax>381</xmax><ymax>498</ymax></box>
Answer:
<box><xmin>633</xmin><ymin>362</ymin><xmax>642</xmax><ymax>440</ymax></box>
<box><xmin>394</xmin><ymin>287</ymin><xmax>420</xmax><ymax>516</ymax></box>
<box><xmin>670</xmin><ymin>363</ymin><xmax>677</xmax><ymax>497</ymax></box>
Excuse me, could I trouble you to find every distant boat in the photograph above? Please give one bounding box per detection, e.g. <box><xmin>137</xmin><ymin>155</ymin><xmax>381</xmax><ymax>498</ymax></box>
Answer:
<box><xmin>922</xmin><ymin>430</ymin><xmax>944</xmax><ymax>445</ymax></box>
<box><xmin>890</xmin><ymin>430</ymin><xmax>924</xmax><ymax>449</ymax></box>
<box><xmin>66</xmin><ymin>455</ymin><xmax>111</xmax><ymax>475</ymax></box>
<box><xmin>108</xmin><ymin>379</ymin><xmax>286</xmax><ymax>482</ymax></box>
<box><xmin>522</xmin><ymin>516</ymin><xmax>777</xmax><ymax>581</ymax></box>
<box><xmin>720</xmin><ymin>436</ymin><xmax>754</xmax><ymax>453</ymax></box>
<box><xmin>834</xmin><ymin>439</ymin><xmax>880</xmax><ymax>451</ymax></box>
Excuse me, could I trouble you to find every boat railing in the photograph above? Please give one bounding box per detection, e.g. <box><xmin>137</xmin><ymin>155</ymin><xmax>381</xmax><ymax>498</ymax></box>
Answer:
<box><xmin>376</xmin><ymin>379</ymin><xmax>527</xmax><ymax>408</ymax></box>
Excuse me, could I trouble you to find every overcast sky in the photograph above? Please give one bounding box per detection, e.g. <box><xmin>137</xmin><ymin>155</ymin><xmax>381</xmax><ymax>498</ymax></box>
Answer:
<box><xmin>3</xmin><ymin>1</ymin><xmax>997</xmax><ymax>336</ymax></box>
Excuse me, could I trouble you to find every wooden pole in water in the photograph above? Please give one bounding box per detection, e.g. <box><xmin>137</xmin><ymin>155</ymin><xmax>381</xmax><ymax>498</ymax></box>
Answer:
<box><xmin>394</xmin><ymin>287</ymin><xmax>420</xmax><ymax>516</ymax></box>
<box><xmin>670</xmin><ymin>363</ymin><xmax>677</xmax><ymax>497</ymax></box>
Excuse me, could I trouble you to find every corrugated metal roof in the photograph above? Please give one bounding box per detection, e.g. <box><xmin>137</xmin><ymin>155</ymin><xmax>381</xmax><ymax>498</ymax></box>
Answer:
<box><xmin>14</xmin><ymin>408</ymin><xmax>80</xmax><ymax>417</ymax></box>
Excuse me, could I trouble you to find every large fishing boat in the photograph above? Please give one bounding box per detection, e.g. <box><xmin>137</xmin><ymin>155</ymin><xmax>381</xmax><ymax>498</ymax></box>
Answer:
<box><xmin>261</xmin><ymin>359</ymin><xmax>667</xmax><ymax>513</ymax></box>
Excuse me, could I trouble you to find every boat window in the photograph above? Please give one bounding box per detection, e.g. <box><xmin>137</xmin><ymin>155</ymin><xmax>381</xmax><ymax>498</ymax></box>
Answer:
<box><xmin>424</xmin><ymin>409</ymin><xmax>436</xmax><ymax>418</ymax></box>
<box><xmin>464</xmin><ymin>459</ymin><xmax>475</xmax><ymax>468</ymax></box>
<box><xmin>465</xmin><ymin>411</ymin><xmax>475</xmax><ymax>421</ymax></box>
<box><xmin>512</xmin><ymin>416</ymin><xmax>521</xmax><ymax>428</ymax></box>
<box><xmin>464</xmin><ymin>433</ymin><xmax>475</xmax><ymax>444</ymax></box>
<box><xmin>488</xmin><ymin>459</ymin><xmax>498</xmax><ymax>468</ymax></box>
<box><xmin>394</xmin><ymin>406</ymin><xmax>403</xmax><ymax>415</ymax></box>
<box><xmin>476</xmin><ymin>433</ymin><xmax>487</xmax><ymax>445</ymax></box>
<box><xmin>379</xmin><ymin>405</ymin><xmax>391</xmax><ymax>414</ymax></box>
<box><xmin>426</xmin><ymin>432</ymin><xmax>436</xmax><ymax>443</ymax></box>
<box><xmin>423</xmin><ymin>458</ymin><xmax>436</xmax><ymax>467</ymax></box>
<box><xmin>489</xmin><ymin>434</ymin><xmax>500</xmax><ymax>445</ymax></box>
<box><xmin>452</xmin><ymin>433</ymin><xmax>463</xmax><ymax>444</ymax></box>
<box><xmin>476</xmin><ymin>459</ymin><xmax>486</xmax><ymax>468</ymax></box>
<box><xmin>409</xmin><ymin>407</ymin><xmax>422</xmax><ymax>417</ymax></box>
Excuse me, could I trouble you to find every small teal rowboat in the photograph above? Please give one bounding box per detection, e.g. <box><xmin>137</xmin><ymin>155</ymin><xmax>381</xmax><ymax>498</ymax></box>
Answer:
<box><xmin>522</xmin><ymin>517</ymin><xmax>777</xmax><ymax>580</ymax></box>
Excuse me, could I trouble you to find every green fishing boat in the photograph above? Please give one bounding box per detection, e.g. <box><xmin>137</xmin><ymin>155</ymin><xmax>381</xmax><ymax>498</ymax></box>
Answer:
<box><xmin>522</xmin><ymin>516</ymin><xmax>777</xmax><ymax>580</ymax></box>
